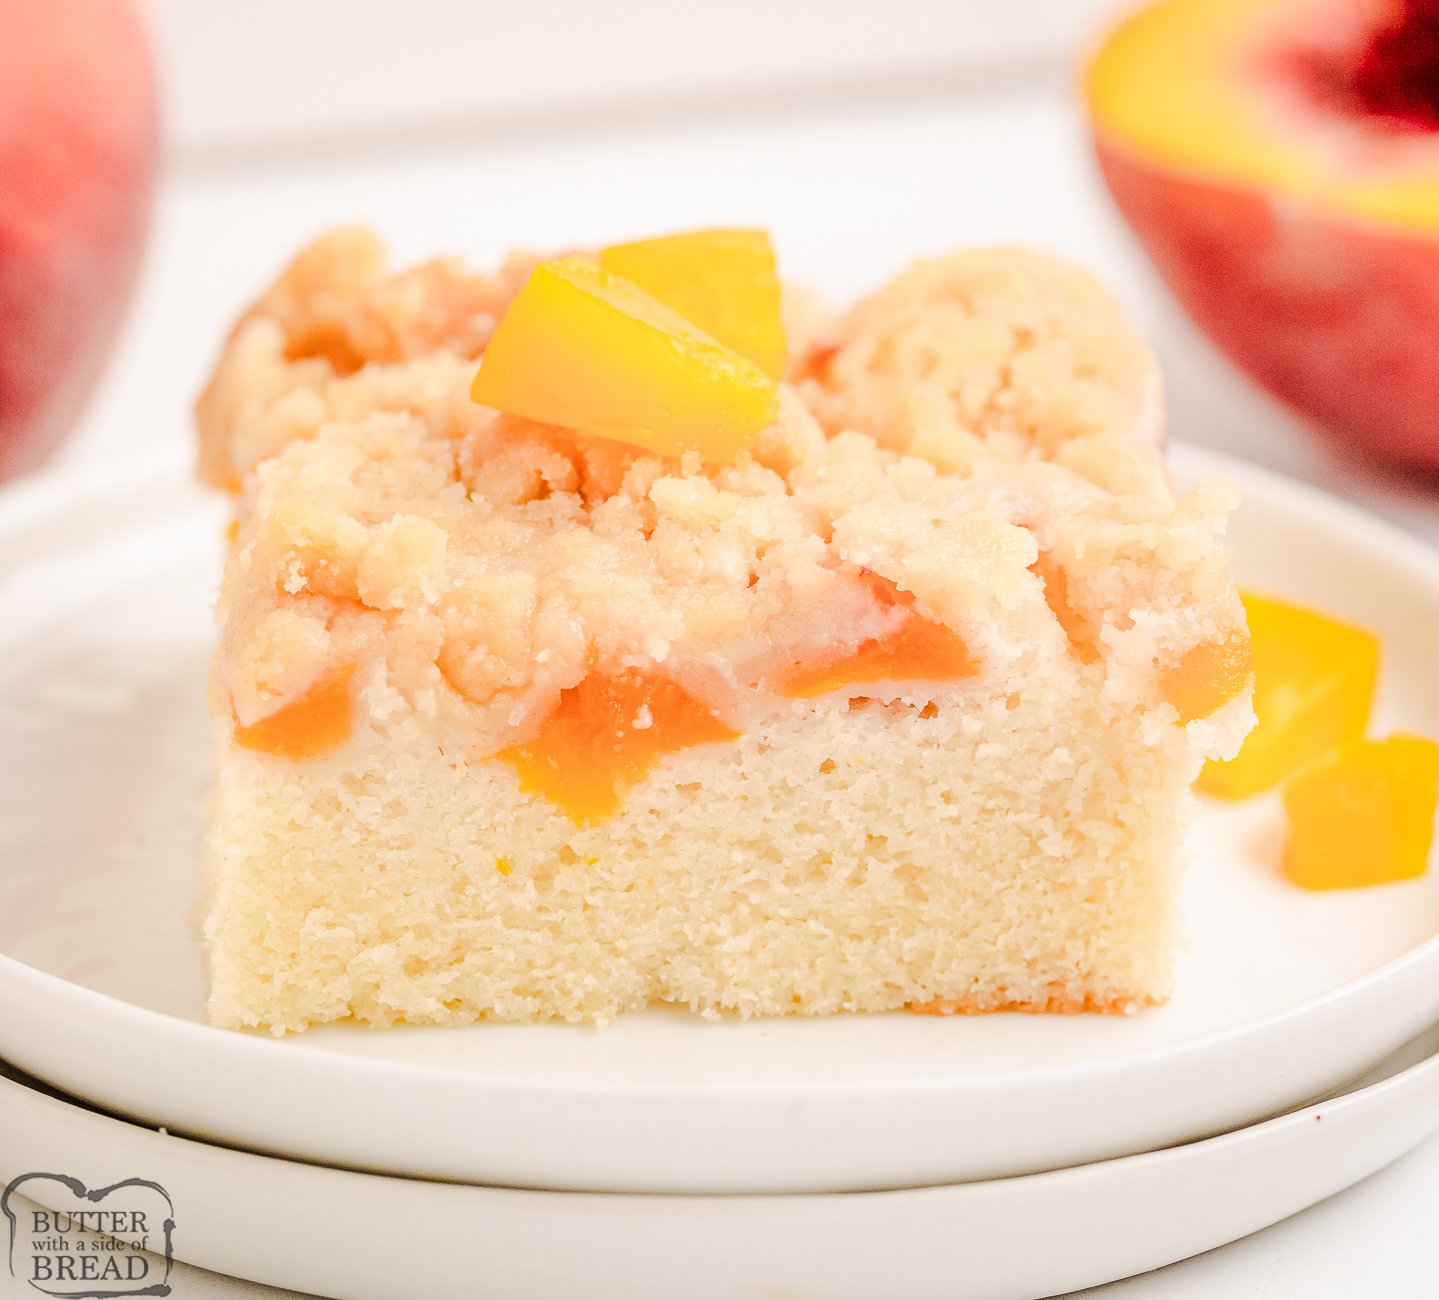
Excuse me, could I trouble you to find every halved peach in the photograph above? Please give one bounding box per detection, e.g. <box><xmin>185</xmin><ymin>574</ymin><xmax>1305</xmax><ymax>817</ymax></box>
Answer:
<box><xmin>1086</xmin><ymin>0</ymin><xmax>1439</xmax><ymax>468</ymax></box>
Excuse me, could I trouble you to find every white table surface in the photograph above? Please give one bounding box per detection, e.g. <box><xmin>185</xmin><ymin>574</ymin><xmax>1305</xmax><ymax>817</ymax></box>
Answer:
<box><xmin>14</xmin><ymin>67</ymin><xmax>1439</xmax><ymax>1300</ymax></box>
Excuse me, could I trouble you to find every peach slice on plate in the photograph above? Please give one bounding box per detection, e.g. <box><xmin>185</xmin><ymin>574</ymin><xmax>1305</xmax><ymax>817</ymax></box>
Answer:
<box><xmin>1085</xmin><ymin>0</ymin><xmax>1439</xmax><ymax>469</ymax></box>
<box><xmin>1283</xmin><ymin>733</ymin><xmax>1439</xmax><ymax>889</ymax></box>
<box><xmin>1198</xmin><ymin>591</ymin><xmax>1379</xmax><ymax>799</ymax></box>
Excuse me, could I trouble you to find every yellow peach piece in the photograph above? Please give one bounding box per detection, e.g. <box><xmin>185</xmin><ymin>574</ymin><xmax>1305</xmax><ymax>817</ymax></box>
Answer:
<box><xmin>233</xmin><ymin>666</ymin><xmax>355</xmax><ymax>760</ymax></box>
<box><xmin>1197</xmin><ymin>592</ymin><xmax>1378</xmax><ymax>799</ymax></box>
<box><xmin>1282</xmin><ymin>734</ymin><xmax>1439</xmax><ymax>891</ymax></box>
<box><xmin>470</xmin><ymin>256</ymin><xmax>777</xmax><ymax>463</ymax></box>
<box><xmin>1160</xmin><ymin>630</ymin><xmax>1253</xmax><ymax>725</ymax></box>
<box><xmin>1031</xmin><ymin>551</ymin><xmax>1100</xmax><ymax>665</ymax></box>
<box><xmin>778</xmin><ymin>613</ymin><xmax>977</xmax><ymax>699</ymax></box>
<box><xmin>599</xmin><ymin>228</ymin><xmax>787</xmax><ymax>379</ymax></box>
<box><xmin>775</xmin><ymin>576</ymin><xmax>978</xmax><ymax>699</ymax></box>
<box><xmin>496</xmin><ymin>667</ymin><xmax>739</xmax><ymax>826</ymax></box>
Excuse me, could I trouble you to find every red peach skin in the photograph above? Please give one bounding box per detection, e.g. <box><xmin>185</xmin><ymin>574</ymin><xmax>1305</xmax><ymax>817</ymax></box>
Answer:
<box><xmin>0</xmin><ymin>0</ymin><xmax>159</xmax><ymax>479</ymax></box>
<box><xmin>1096</xmin><ymin>139</ymin><xmax>1439</xmax><ymax>471</ymax></box>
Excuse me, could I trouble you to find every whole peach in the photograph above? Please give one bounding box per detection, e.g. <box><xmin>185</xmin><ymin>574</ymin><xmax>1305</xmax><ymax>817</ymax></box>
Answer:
<box><xmin>0</xmin><ymin>0</ymin><xmax>158</xmax><ymax>479</ymax></box>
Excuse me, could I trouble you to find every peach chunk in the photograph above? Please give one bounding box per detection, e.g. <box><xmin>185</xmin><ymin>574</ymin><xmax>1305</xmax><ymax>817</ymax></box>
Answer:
<box><xmin>599</xmin><ymin>228</ymin><xmax>787</xmax><ymax>379</ymax></box>
<box><xmin>496</xmin><ymin>668</ymin><xmax>739</xmax><ymax>825</ymax></box>
<box><xmin>233</xmin><ymin>666</ymin><xmax>355</xmax><ymax>760</ymax></box>
<box><xmin>1031</xmin><ymin>551</ymin><xmax>1100</xmax><ymax>664</ymax></box>
<box><xmin>1160</xmin><ymin>631</ymin><xmax>1253</xmax><ymax>725</ymax></box>
<box><xmin>470</xmin><ymin>256</ymin><xmax>777</xmax><ymax>463</ymax></box>
<box><xmin>1198</xmin><ymin>592</ymin><xmax>1379</xmax><ymax>799</ymax></box>
<box><xmin>779</xmin><ymin>613</ymin><xmax>978</xmax><ymax>699</ymax></box>
<box><xmin>1282</xmin><ymin>734</ymin><xmax>1439</xmax><ymax>890</ymax></box>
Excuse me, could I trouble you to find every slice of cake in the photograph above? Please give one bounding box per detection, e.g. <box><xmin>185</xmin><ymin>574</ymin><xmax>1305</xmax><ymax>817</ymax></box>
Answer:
<box><xmin>196</xmin><ymin>227</ymin><xmax>1253</xmax><ymax>1032</ymax></box>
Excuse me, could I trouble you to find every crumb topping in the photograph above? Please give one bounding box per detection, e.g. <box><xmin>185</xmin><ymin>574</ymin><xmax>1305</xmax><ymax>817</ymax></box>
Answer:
<box><xmin>201</xmin><ymin>230</ymin><xmax>1245</xmax><ymax>759</ymax></box>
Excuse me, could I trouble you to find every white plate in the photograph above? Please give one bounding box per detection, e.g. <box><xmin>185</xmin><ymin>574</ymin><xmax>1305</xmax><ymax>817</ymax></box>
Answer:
<box><xmin>4</xmin><ymin>1021</ymin><xmax>1439</xmax><ymax>1300</ymax></box>
<box><xmin>1</xmin><ymin>447</ymin><xmax>1438</xmax><ymax>1194</ymax></box>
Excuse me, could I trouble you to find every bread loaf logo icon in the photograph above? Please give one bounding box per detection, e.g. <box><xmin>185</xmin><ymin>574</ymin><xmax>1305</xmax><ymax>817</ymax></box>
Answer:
<box><xmin>1</xmin><ymin>1173</ymin><xmax>174</xmax><ymax>1297</ymax></box>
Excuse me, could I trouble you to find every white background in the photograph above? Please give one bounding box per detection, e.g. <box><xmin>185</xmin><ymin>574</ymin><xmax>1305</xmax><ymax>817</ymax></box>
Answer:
<box><xmin>17</xmin><ymin>0</ymin><xmax>1439</xmax><ymax>1295</ymax></box>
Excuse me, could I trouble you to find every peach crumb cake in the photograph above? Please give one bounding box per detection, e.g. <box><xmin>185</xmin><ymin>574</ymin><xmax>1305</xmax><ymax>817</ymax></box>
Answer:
<box><xmin>196</xmin><ymin>226</ymin><xmax>1254</xmax><ymax>1033</ymax></box>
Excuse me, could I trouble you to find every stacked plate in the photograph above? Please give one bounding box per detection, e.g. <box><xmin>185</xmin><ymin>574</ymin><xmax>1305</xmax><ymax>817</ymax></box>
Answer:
<box><xmin>3</xmin><ymin>447</ymin><xmax>1439</xmax><ymax>1300</ymax></box>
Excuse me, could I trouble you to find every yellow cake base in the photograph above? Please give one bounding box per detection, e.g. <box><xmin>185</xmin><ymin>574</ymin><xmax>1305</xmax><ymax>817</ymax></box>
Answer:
<box><xmin>204</xmin><ymin>672</ymin><xmax>1224</xmax><ymax>1032</ymax></box>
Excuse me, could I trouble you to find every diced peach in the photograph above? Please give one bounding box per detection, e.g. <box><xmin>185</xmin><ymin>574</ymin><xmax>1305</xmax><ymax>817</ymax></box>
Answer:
<box><xmin>794</xmin><ymin>342</ymin><xmax>839</xmax><ymax>385</ymax></box>
<box><xmin>1160</xmin><ymin>631</ymin><xmax>1253</xmax><ymax>724</ymax></box>
<box><xmin>779</xmin><ymin>612</ymin><xmax>978</xmax><ymax>699</ymax></box>
<box><xmin>1282</xmin><ymin>734</ymin><xmax>1439</xmax><ymax>890</ymax></box>
<box><xmin>1198</xmin><ymin>592</ymin><xmax>1379</xmax><ymax>799</ymax></box>
<box><xmin>470</xmin><ymin>256</ymin><xmax>777</xmax><ymax>463</ymax></box>
<box><xmin>233</xmin><ymin>666</ymin><xmax>355</xmax><ymax>760</ymax></box>
<box><xmin>1031</xmin><ymin>551</ymin><xmax>1099</xmax><ymax>664</ymax></box>
<box><xmin>496</xmin><ymin>667</ymin><xmax>739</xmax><ymax>825</ymax></box>
<box><xmin>599</xmin><ymin>228</ymin><xmax>787</xmax><ymax>379</ymax></box>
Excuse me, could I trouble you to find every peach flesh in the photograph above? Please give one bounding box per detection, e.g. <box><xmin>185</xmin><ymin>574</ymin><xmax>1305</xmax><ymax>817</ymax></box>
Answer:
<box><xmin>233</xmin><ymin>667</ymin><xmax>356</xmax><ymax>761</ymax></box>
<box><xmin>1351</xmin><ymin>0</ymin><xmax>1439</xmax><ymax>130</ymax></box>
<box><xmin>495</xmin><ymin>668</ymin><xmax>740</xmax><ymax>826</ymax></box>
